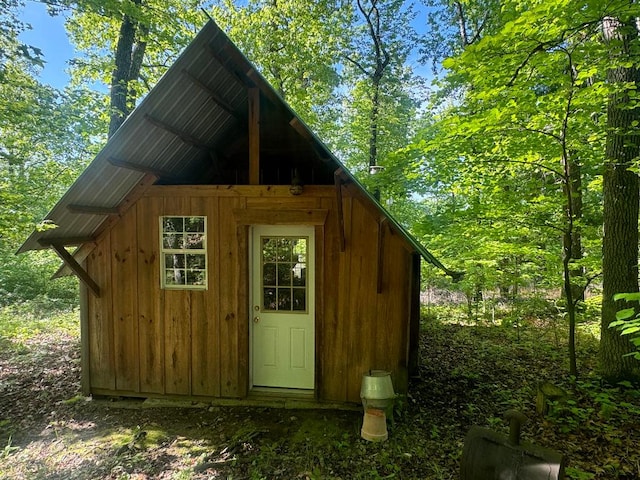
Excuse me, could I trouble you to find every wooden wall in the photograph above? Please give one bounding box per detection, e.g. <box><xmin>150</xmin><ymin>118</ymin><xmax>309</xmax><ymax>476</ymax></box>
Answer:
<box><xmin>86</xmin><ymin>185</ymin><xmax>414</xmax><ymax>403</ymax></box>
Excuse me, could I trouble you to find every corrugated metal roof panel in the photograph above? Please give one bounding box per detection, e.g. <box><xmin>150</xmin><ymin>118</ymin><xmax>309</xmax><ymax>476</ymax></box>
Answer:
<box><xmin>19</xmin><ymin>22</ymin><xmax>228</xmax><ymax>253</ymax></box>
<box><xmin>18</xmin><ymin>19</ymin><xmax>458</xmax><ymax>278</ymax></box>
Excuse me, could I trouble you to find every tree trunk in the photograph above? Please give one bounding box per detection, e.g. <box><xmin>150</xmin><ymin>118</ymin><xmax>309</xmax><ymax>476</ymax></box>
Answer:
<box><xmin>562</xmin><ymin>153</ymin><xmax>581</xmax><ymax>376</ymax></box>
<box><xmin>355</xmin><ymin>0</ymin><xmax>390</xmax><ymax>201</ymax></box>
<box><xmin>108</xmin><ymin>0</ymin><xmax>144</xmax><ymax>138</ymax></box>
<box><xmin>568</xmin><ymin>159</ymin><xmax>584</xmax><ymax>302</ymax></box>
<box><xmin>599</xmin><ymin>14</ymin><xmax>640</xmax><ymax>382</ymax></box>
<box><xmin>563</xmin><ymin>232</ymin><xmax>578</xmax><ymax>376</ymax></box>
<box><xmin>369</xmin><ymin>78</ymin><xmax>380</xmax><ymax>168</ymax></box>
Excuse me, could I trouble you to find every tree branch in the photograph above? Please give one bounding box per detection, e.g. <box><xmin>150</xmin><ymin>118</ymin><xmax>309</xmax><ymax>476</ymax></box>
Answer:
<box><xmin>507</xmin><ymin>42</ymin><xmax>548</xmax><ymax>87</ymax></box>
<box><xmin>344</xmin><ymin>54</ymin><xmax>370</xmax><ymax>76</ymax></box>
<box><xmin>516</xmin><ymin>124</ymin><xmax>564</xmax><ymax>143</ymax></box>
<box><xmin>469</xmin><ymin>12</ymin><xmax>490</xmax><ymax>45</ymax></box>
<box><xmin>572</xmin><ymin>271</ymin><xmax>602</xmax><ymax>308</ymax></box>
<box><xmin>477</xmin><ymin>156</ymin><xmax>565</xmax><ymax>178</ymax></box>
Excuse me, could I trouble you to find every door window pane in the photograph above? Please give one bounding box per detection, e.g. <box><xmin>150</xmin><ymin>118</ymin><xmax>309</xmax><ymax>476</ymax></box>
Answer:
<box><xmin>263</xmin><ymin>288</ymin><xmax>277</xmax><ymax>310</ymax></box>
<box><xmin>261</xmin><ymin>235</ymin><xmax>308</xmax><ymax>312</ymax></box>
<box><xmin>278</xmin><ymin>288</ymin><xmax>292</xmax><ymax>310</ymax></box>
<box><xmin>262</xmin><ymin>238</ymin><xmax>277</xmax><ymax>261</ymax></box>
<box><xmin>277</xmin><ymin>238</ymin><xmax>293</xmax><ymax>261</ymax></box>
<box><xmin>293</xmin><ymin>288</ymin><xmax>306</xmax><ymax>311</ymax></box>
<box><xmin>277</xmin><ymin>263</ymin><xmax>292</xmax><ymax>285</ymax></box>
<box><xmin>263</xmin><ymin>263</ymin><xmax>276</xmax><ymax>285</ymax></box>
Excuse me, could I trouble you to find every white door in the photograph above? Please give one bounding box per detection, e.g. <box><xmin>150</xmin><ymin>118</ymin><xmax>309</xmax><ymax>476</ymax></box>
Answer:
<box><xmin>251</xmin><ymin>225</ymin><xmax>315</xmax><ymax>389</ymax></box>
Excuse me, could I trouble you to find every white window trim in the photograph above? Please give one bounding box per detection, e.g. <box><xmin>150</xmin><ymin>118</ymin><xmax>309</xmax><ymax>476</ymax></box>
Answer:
<box><xmin>159</xmin><ymin>216</ymin><xmax>208</xmax><ymax>290</ymax></box>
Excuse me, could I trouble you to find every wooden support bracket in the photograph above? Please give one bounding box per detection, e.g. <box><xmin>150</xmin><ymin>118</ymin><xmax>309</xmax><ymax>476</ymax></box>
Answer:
<box><xmin>334</xmin><ymin>168</ymin><xmax>346</xmax><ymax>252</ymax></box>
<box><xmin>53</xmin><ymin>173</ymin><xmax>158</xmax><ymax>279</ymax></box>
<box><xmin>49</xmin><ymin>242</ymin><xmax>100</xmax><ymax>297</ymax></box>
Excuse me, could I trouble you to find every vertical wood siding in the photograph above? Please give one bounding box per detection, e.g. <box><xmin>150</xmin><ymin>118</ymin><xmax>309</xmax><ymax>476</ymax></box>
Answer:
<box><xmin>87</xmin><ymin>235</ymin><xmax>114</xmax><ymax>390</ymax></box>
<box><xmin>111</xmin><ymin>207</ymin><xmax>139</xmax><ymax>392</ymax></box>
<box><xmin>190</xmin><ymin>196</ymin><xmax>220</xmax><ymax>397</ymax></box>
<box><xmin>137</xmin><ymin>196</ymin><xmax>164</xmax><ymax>394</ymax></box>
<box><xmin>86</xmin><ymin>186</ymin><xmax>414</xmax><ymax>403</ymax></box>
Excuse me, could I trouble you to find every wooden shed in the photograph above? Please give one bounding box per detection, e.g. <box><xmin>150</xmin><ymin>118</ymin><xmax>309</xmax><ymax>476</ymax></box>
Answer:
<box><xmin>20</xmin><ymin>21</ymin><xmax>456</xmax><ymax>405</ymax></box>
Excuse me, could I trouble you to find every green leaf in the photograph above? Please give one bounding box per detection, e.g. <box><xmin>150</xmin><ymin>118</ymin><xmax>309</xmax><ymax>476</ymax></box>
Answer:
<box><xmin>613</xmin><ymin>292</ymin><xmax>640</xmax><ymax>302</ymax></box>
<box><xmin>615</xmin><ymin>308</ymin><xmax>636</xmax><ymax>321</ymax></box>
<box><xmin>619</xmin><ymin>326</ymin><xmax>640</xmax><ymax>336</ymax></box>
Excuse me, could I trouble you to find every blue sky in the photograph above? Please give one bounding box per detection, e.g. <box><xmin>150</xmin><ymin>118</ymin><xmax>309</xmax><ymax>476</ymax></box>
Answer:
<box><xmin>19</xmin><ymin>1</ymin><xmax>73</xmax><ymax>89</ymax></box>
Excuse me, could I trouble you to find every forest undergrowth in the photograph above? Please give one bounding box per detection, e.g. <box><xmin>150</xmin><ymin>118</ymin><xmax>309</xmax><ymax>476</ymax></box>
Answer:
<box><xmin>0</xmin><ymin>303</ymin><xmax>639</xmax><ymax>479</ymax></box>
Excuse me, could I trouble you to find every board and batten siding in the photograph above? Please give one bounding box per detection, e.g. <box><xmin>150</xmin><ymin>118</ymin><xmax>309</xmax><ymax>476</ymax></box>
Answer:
<box><xmin>85</xmin><ymin>185</ymin><xmax>414</xmax><ymax>404</ymax></box>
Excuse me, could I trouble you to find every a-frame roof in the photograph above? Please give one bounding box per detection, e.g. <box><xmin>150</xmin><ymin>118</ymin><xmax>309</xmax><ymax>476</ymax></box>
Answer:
<box><xmin>19</xmin><ymin>20</ymin><xmax>457</xmax><ymax>277</ymax></box>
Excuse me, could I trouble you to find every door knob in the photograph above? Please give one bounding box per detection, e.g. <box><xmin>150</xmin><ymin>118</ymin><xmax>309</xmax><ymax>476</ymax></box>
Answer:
<box><xmin>253</xmin><ymin>316</ymin><xmax>260</xmax><ymax>323</ymax></box>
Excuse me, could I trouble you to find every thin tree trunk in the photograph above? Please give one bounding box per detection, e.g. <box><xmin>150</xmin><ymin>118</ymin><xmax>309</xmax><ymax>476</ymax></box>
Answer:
<box><xmin>599</xmin><ymin>14</ymin><xmax>640</xmax><ymax>382</ymax></box>
<box><xmin>568</xmin><ymin>159</ymin><xmax>584</xmax><ymax>301</ymax></box>
<box><xmin>563</xmin><ymin>234</ymin><xmax>578</xmax><ymax>376</ymax></box>
<box><xmin>369</xmin><ymin>79</ymin><xmax>380</xmax><ymax>168</ymax></box>
<box><xmin>562</xmin><ymin>150</ymin><xmax>581</xmax><ymax>377</ymax></box>
<box><xmin>353</xmin><ymin>0</ymin><xmax>390</xmax><ymax>201</ymax></box>
<box><xmin>356</xmin><ymin>0</ymin><xmax>390</xmax><ymax>168</ymax></box>
<box><xmin>108</xmin><ymin>0</ymin><xmax>144</xmax><ymax>138</ymax></box>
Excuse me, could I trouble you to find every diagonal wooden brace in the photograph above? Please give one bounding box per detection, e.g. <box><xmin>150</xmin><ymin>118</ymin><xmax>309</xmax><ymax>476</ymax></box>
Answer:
<box><xmin>49</xmin><ymin>242</ymin><xmax>101</xmax><ymax>298</ymax></box>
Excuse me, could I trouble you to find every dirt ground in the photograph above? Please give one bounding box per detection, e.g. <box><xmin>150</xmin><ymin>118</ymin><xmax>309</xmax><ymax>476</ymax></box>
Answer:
<box><xmin>1</xmin><ymin>322</ymin><xmax>638</xmax><ymax>479</ymax></box>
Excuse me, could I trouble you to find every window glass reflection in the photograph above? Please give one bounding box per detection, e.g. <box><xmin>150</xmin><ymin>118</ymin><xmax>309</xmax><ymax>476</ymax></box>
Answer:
<box><xmin>261</xmin><ymin>235</ymin><xmax>308</xmax><ymax>312</ymax></box>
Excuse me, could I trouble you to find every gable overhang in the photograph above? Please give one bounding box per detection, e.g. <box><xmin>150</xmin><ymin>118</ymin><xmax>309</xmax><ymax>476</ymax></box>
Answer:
<box><xmin>18</xmin><ymin>19</ymin><xmax>457</xmax><ymax>279</ymax></box>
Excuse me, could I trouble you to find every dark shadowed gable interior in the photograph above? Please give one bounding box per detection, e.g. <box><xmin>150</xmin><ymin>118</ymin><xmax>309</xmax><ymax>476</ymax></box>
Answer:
<box><xmin>19</xmin><ymin>20</ymin><xmax>456</xmax><ymax>405</ymax></box>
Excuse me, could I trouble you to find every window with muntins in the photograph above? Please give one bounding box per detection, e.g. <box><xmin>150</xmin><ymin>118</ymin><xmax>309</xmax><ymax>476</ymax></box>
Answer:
<box><xmin>160</xmin><ymin>216</ymin><xmax>207</xmax><ymax>290</ymax></box>
<box><xmin>261</xmin><ymin>236</ymin><xmax>307</xmax><ymax>312</ymax></box>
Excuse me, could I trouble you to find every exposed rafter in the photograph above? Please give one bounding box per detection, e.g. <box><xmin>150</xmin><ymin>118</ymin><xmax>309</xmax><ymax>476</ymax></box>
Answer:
<box><xmin>38</xmin><ymin>236</ymin><xmax>95</xmax><ymax>247</ymax></box>
<box><xmin>289</xmin><ymin>117</ymin><xmax>311</xmax><ymax>140</ymax></box>
<box><xmin>206</xmin><ymin>41</ymin><xmax>253</xmax><ymax>88</ymax></box>
<box><xmin>53</xmin><ymin>173</ymin><xmax>158</xmax><ymax>279</ymax></box>
<box><xmin>144</xmin><ymin>114</ymin><xmax>210</xmax><ymax>150</ymax></box>
<box><xmin>108</xmin><ymin>157</ymin><xmax>178</xmax><ymax>180</ymax></box>
<box><xmin>67</xmin><ymin>205</ymin><xmax>120</xmax><ymax>215</ymax></box>
<box><xmin>182</xmin><ymin>69</ymin><xmax>240</xmax><ymax>119</ymax></box>
<box><xmin>208</xmin><ymin>39</ymin><xmax>282</xmax><ymax>108</ymax></box>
